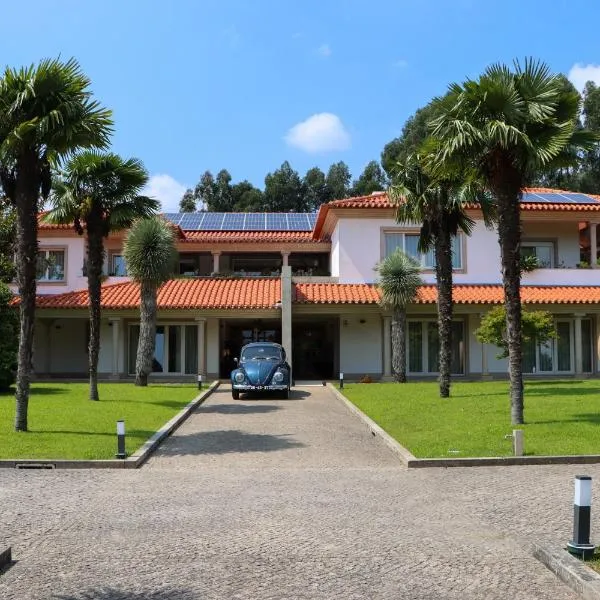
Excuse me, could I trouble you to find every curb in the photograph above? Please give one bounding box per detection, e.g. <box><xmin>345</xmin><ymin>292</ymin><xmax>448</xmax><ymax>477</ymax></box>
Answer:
<box><xmin>0</xmin><ymin>382</ymin><xmax>219</xmax><ymax>470</ymax></box>
<box><xmin>533</xmin><ymin>542</ymin><xmax>600</xmax><ymax>599</ymax></box>
<box><xmin>130</xmin><ymin>381</ymin><xmax>219</xmax><ymax>467</ymax></box>
<box><xmin>328</xmin><ymin>384</ymin><xmax>600</xmax><ymax>468</ymax></box>
<box><xmin>327</xmin><ymin>384</ymin><xmax>417</xmax><ymax>465</ymax></box>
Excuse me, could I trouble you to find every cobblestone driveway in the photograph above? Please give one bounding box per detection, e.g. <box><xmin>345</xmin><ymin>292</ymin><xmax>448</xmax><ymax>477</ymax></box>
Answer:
<box><xmin>0</xmin><ymin>384</ymin><xmax>594</xmax><ymax>599</ymax></box>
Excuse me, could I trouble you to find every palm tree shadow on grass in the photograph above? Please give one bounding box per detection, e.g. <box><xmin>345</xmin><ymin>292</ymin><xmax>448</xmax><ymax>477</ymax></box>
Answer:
<box><xmin>527</xmin><ymin>413</ymin><xmax>600</xmax><ymax>426</ymax></box>
<box><xmin>53</xmin><ymin>588</ymin><xmax>194</xmax><ymax>600</ymax></box>
<box><xmin>157</xmin><ymin>430</ymin><xmax>305</xmax><ymax>457</ymax></box>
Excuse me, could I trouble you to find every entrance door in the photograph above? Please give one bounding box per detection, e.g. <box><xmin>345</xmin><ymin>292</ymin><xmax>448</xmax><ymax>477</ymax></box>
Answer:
<box><xmin>292</xmin><ymin>321</ymin><xmax>335</xmax><ymax>380</ymax></box>
<box><xmin>220</xmin><ymin>321</ymin><xmax>281</xmax><ymax>377</ymax></box>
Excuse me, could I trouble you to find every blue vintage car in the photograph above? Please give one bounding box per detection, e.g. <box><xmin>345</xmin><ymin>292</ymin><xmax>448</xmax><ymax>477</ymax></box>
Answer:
<box><xmin>231</xmin><ymin>342</ymin><xmax>291</xmax><ymax>399</ymax></box>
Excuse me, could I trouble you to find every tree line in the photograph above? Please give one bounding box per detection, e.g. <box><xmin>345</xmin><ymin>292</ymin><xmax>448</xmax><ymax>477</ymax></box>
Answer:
<box><xmin>179</xmin><ymin>160</ymin><xmax>388</xmax><ymax>213</ymax></box>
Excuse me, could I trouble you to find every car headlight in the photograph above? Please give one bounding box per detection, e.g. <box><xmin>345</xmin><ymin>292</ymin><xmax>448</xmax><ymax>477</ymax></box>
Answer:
<box><xmin>234</xmin><ymin>371</ymin><xmax>245</xmax><ymax>383</ymax></box>
<box><xmin>273</xmin><ymin>370</ymin><xmax>284</xmax><ymax>383</ymax></box>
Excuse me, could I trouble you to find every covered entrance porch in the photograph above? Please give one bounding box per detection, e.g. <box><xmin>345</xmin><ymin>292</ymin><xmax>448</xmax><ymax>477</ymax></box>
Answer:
<box><xmin>218</xmin><ymin>317</ymin><xmax>338</xmax><ymax>380</ymax></box>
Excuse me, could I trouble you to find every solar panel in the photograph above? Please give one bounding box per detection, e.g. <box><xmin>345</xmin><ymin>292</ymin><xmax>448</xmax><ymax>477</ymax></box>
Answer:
<box><xmin>178</xmin><ymin>213</ymin><xmax>203</xmax><ymax>229</ymax></box>
<box><xmin>560</xmin><ymin>193</ymin><xmax>600</xmax><ymax>204</ymax></box>
<box><xmin>266</xmin><ymin>213</ymin><xmax>288</xmax><ymax>230</ymax></box>
<box><xmin>244</xmin><ymin>214</ymin><xmax>266</xmax><ymax>230</ymax></box>
<box><xmin>201</xmin><ymin>213</ymin><xmax>225</xmax><ymax>230</ymax></box>
<box><xmin>522</xmin><ymin>192</ymin><xmax>600</xmax><ymax>205</ymax></box>
<box><xmin>162</xmin><ymin>213</ymin><xmax>181</xmax><ymax>226</ymax></box>
<box><xmin>287</xmin><ymin>214</ymin><xmax>311</xmax><ymax>231</ymax></box>
<box><xmin>163</xmin><ymin>211</ymin><xmax>318</xmax><ymax>231</ymax></box>
<box><xmin>222</xmin><ymin>213</ymin><xmax>246</xmax><ymax>230</ymax></box>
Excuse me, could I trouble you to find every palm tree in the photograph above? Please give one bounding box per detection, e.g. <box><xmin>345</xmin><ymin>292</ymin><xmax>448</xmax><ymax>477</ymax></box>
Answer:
<box><xmin>45</xmin><ymin>152</ymin><xmax>158</xmax><ymax>400</ymax></box>
<box><xmin>429</xmin><ymin>59</ymin><xmax>596</xmax><ymax>424</ymax></box>
<box><xmin>391</xmin><ymin>151</ymin><xmax>492</xmax><ymax>397</ymax></box>
<box><xmin>376</xmin><ymin>249</ymin><xmax>423</xmax><ymax>383</ymax></box>
<box><xmin>0</xmin><ymin>58</ymin><xmax>112</xmax><ymax>431</ymax></box>
<box><xmin>123</xmin><ymin>218</ymin><xmax>177</xmax><ymax>386</ymax></box>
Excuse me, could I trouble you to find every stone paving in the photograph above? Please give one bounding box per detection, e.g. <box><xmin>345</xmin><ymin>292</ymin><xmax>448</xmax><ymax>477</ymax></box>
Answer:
<box><xmin>0</xmin><ymin>384</ymin><xmax>597</xmax><ymax>599</ymax></box>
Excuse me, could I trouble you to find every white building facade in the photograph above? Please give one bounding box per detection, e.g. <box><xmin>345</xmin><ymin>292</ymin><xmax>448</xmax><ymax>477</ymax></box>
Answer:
<box><xmin>23</xmin><ymin>188</ymin><xmax>600</xmax><ymax>381</ymax></box>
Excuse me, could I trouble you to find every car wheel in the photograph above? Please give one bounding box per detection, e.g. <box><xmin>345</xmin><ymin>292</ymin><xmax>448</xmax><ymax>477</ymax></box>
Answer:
<box><xmin>232</xmin><ymin>390</ymin><xmax>240</xmax><ymax>400</ymax></box>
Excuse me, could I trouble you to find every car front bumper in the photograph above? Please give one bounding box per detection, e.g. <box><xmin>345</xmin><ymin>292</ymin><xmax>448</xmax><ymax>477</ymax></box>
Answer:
<box><xmin>232</xmin><ymin>383</ymin><xmax>288</xmax><ymax>392</ymax></box>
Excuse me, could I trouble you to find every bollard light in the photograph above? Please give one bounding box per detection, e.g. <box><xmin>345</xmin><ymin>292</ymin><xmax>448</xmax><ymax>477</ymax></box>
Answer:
<box><xmin>197</xmin><ymin>374</ymin><xmax>203</xmax><ymax>390</ymax></box>
<box><xmin>567</xmin><ymin>475</ymin><xmax>595</xmax><ymax>559</ymax></box>
<box><xmin>116</xmin><ymin>420</ymin><xmax>127</xmax><ymax>459</ymax></box>
<box><xmin>339</xmin><ymin>372</ymin><xmax>344</xmax><ymax>389</ymax></box>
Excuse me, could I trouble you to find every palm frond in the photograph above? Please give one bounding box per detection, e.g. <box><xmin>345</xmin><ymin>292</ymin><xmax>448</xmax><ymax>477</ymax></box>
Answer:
<box><xmin>376</xmin><ymin>249</ymin><xmax>423</xmax><ymax>309</ymax></box>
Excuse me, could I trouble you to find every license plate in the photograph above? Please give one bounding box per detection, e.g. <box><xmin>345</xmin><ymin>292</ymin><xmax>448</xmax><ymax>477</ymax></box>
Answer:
<box><xmin>250</xmin><ymin>385</ymin><xmax>265</xmax><ymax>390</ymax></box>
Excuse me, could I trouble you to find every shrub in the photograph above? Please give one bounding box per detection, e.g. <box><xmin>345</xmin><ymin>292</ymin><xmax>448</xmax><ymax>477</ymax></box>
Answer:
<box><xmin>0</xmin><ymin>283</ymin><xmax>18</xmax><ymax>390</ymax></box>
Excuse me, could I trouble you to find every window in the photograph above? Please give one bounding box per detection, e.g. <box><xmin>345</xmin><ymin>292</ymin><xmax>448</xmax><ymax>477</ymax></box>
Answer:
<box><xmin>404</xmin><ymin>320</ymin><xmax>465</xmax><ymax>374</ymax></box>
<box><xmin>521</xmin><ymin>319</ymin><xmax>592</xmax><ymax>374</ymax></box>
<box><xmin>384</xmin><ymin>232</ymin><xmax>462</xmax><ymax>269</ymax></box>
<box><xmin>128</xmin><ymin>324</ymin><xmax>199</xmax><ymax>375</ymax></box>
<box><xmin>37</xmin><ymin>249</ymin><xmax>65</xmax><ymax>281</ymax></box>
<box><xmin>521</xmin><ymin>242</ymin><xmax>554</xmax><ymax>268</ymax></box>
<box><xmin>110</xmin><ymin>254</ymin><xmax>127</xmax><ymax>276</ymax></box>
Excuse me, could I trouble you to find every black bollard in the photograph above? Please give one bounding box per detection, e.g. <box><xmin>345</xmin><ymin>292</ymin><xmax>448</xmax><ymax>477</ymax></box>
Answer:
<box><xmin>339</xmin><ymin>372</ymin><xmax>344</xmax><ymax>389</ymax></box>
<box><xmin>116</xmin><ymin>420</ymin><xmax>127</xmax><ymax>459</ymax></box>
<box><xmin>197</xmin><ymin>374</ymin><xmax>203</xmax><ymax>390</ymax></box>
<box><xmin>567</xmin><ymin>475</ymin><xmax>595</xmax><ymax>559</ymax></box>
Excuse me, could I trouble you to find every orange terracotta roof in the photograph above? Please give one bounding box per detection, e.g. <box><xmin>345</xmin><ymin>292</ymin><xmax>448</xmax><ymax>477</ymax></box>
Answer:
<box><xmin>34</xmin><ymin>278</ymin><xmax>281</xmax><ymax>310</ymax></box>
<box><xmin>182</xmin><ymin>230</ymin><xmax>322</xmax><ymax>243</ymax></box>
<box><xmin>27</xmin><ymin>281</ymin><xmax>600</xmax><ymax>310</ymax></box>
<box><xmin>294</xmin><ymin>283</ymin><xmax>381</xmax><ymax>304</ymax></box>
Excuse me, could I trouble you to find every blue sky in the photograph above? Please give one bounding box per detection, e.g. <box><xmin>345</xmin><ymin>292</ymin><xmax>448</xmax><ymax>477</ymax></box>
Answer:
<box><xmin>2</xmin><ymin>0</ymin><xmax>600</xmax><ymax>210</ymax></box>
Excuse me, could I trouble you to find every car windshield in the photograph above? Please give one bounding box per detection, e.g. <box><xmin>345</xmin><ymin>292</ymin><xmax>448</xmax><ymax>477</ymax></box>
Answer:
<box><xmin>241</xmin><ymin>345</ymin><xmax>282</xmax><ymax>361</ymax></box>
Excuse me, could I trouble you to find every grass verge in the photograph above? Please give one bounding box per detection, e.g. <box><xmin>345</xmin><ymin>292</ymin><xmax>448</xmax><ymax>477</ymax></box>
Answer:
<box><xmin>342</xmin><ymin>380</ymin><xmax>600</xmax><ymax>458</ymax></box>
<box><xmin>0</xmin><ymin>383</ymin><xmax>201</xmax><ymax>459</ymax></box>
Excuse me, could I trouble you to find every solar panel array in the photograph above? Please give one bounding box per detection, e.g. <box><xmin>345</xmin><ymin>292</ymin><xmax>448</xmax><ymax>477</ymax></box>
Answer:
<box><xmin>163</xmin><ymin>212</ymin><xmax>317</xmax><ymax>231</ymax></box>
<box><xmin>521</xmin><ymin>191</ymin><xmax>600</xmax><ymax>204</ymax></box>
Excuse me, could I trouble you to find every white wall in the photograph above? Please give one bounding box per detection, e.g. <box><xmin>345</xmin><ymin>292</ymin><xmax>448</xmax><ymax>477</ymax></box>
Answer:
<box><xmin>331</xmin><ymin>215</ymin><xmax>596</xmax><ymax>286</ymax></box>
<box><xmin>339</xmin><ymin>316</ymin><xmax>382</xmax><ymax>376</ymax></box>
<box><xmin>330</xmin><ymin>227</ymin><xmax>340</xmax><ymax>278</ymax></box>
<box><xmin>34</xmin><ymin>318</ymin><xmax>88</xmax><ymax>374</ymax></box>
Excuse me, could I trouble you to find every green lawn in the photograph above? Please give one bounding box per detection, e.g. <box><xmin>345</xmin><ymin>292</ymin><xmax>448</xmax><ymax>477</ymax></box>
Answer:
<box><xmin>342</xmin><ymin>380</ymin><xmax>600</xmax><ymax>458</ymax></box>
<box><xmin>0</xmin><ymin>383</ymin><xmax>202</xmax><ymax>459</ymax></box>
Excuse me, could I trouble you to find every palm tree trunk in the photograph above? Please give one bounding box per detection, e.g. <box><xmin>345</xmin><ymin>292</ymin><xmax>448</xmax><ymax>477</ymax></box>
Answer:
<box><xmin>86</xmin><ymin>230</ymin><xmax>104</xmax><ymax>401</ymax></box>
<box><xmin>135</xmin><ymin>281</ymin><xmax>157</xmax><ymax>387</ymax></box>
<box><xmin>14</xmin><ymin>155</ymin><xmax>40</xmax><ymax>432</ymax></box>
<box><xmin>392</xmin><ymin>306</ymin><xmax>407</xmax><ymax>383</ymax></box>
<box><xmin>435</xmin><ymin>228</ymin><xmax>453</xmax><ymax>398</ymax></box>
<box><xmin>495</xmin><ymin>183</ymin><xmax>524</xmax><ymax>425</ymax></box>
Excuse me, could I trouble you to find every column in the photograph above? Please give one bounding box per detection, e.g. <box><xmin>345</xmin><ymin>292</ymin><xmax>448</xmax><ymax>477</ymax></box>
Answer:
<box><xmin>596</xmin><ymin>314</ymin><xmax>600</xmax><ymax>374</ymax></box>
<box><xmin>574</xmin><ymin>314</ymin><xmax>583</xmax><ymax>375</ymax></box>
<box><xmin>212</xmin><ymin>251</ymin><xmax>221</xmax><ymax>274</ymax></box>
<box><xmin>383</xmin><ymin>316</ymin><xmax>392</xmax><ymax>377</ymax></box>
<box><xmin>281</xmin><ymin>251</ymin><xmax>290</xmax><ymax>268</ymax></box>
<box><xmin>195</xmin><ymin>318</ymin><xmax>206</xmax><ymax>376</ymax></box>
<box><xmin>109</xmin><ymin>318</ymin><xmax>121</xmax><ymax>379</ymax></box>
<box><xmin>281</xmin><ymin>266</ymin><xmax>293</xmax><ymax>378</ymax></box>
<box><xmin>591</xmin><ymin>223</ymin><xmax>598</xmax><ymax>269</ymax></box>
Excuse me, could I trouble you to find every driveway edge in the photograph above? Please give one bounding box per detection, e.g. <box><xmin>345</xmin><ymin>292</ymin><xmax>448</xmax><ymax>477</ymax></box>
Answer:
<box><xmin>533</xmin><ymin>542</ymin><xmax>600</xmax><ymax>599</ymax></box>
<box><xmin>330</xmin><ymin>384</ymin><xmax>600</xmax><ymax>468</ymax></box>
<box><xmin>327</xmin><ymin>384</ymin><xmax>417</xmax><ymax>465</ymax></box>
<box><xmin>0</xmin><ymin>382</ymin><xmax>219</xmax><ymax>469</ymax></box>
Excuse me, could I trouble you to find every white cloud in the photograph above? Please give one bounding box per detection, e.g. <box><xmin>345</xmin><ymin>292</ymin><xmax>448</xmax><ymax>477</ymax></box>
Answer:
<box><xmin>568</xmin><ymin>63</ymin><xmax>600</xmax><ymax>92</ymax></box>
<box><xmin>285</xmin><ymin>113</ymin><xmax>351</xmax><ymax>153</ymax></box>
<box><xmin>143</xmin><ymin>174</ymin><xmax>188</xmax><ymax>213</ymax></box>
<box><xmin>317</xmin><ymin>43</ymin><xmax>332</xmax><ymax>57</ymax></box>
<box><xmin>393</xmin><ymin>58</ymin><xmax>408</xmax><ymax>69</ymax></box>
